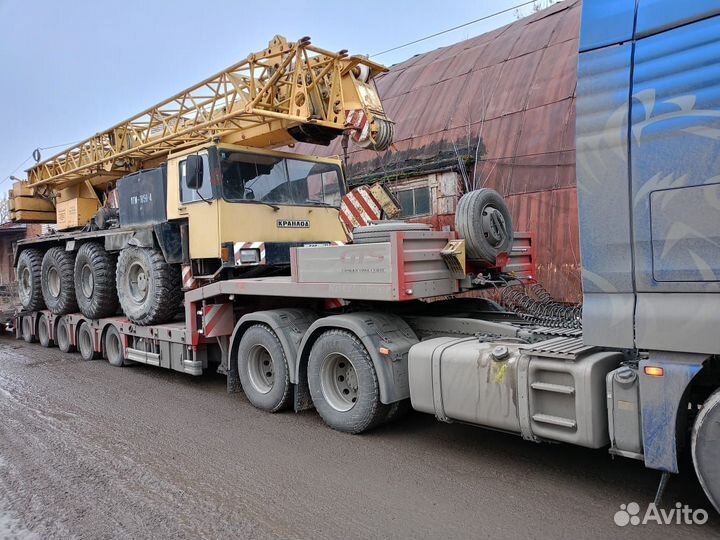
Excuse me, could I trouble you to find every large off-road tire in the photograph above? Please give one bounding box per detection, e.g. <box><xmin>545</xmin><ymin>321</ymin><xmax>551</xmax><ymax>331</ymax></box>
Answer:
<box><xmin>37</xmin><ymin>313</ymin><xmax>53</xmax><ymax>347</ymax></box>
<box><xmin>104</xmin><ymin>325</ymin><xmax>126</xmax><ymax>367</ymax></box>
<box><xmin>41</xmin><ymin>247</ymin><xmax>78</xmax><ymax>315</ymax></box>
<box><xmin>455</xmin><ymin>188</ymin><xmax>513</xmax><ymax>264</ymax></box>
<box><xmin>692</xmin><ymin>388</ymin><xmax>720</xmax><ymax>513</ymax></box>
<box><xmin>56</xmin><ymin>317</ymin><xmax>74</xmax><ymax>353</ymax></box>
<box><xmin>116</xmin><ymin>247</ymin><xmax>182</xmax><ymax>326</ymax></box>
<box><xmin>237</xmin><ymin>324</ymin><xmax>292</xmax><ymax>412</ymax></box>
<box><xmin>21</xmin><ymin>316</ymin><xmax>34</xmax><ymax>343</ymax></box>
<box><xmin>307</xmin><ymin>329</ymin><xmax>388</xmax><ymax>433</ymax></box>
<box><xmin>74</xmin><ymin>242</ymin><xmax>119</xmax><ymax>319</ymax></box>
<box><xmin>16</xmin><ymin>249</ymin><xmax>45</xmax><ymax>311</ymax></box>
<box><xmin>352</xmin><ymin>221</ymin><xmax>431</xmax><ymax>244</ymax></box>
<box><xmin>77</xmin><ymin>322</ymin><xmax>99</xmax><ymax>361</ymax></box>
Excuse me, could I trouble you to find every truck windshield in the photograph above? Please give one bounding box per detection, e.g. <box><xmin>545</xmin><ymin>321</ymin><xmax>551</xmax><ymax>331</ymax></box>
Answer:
<box><xmin>219</xmin><ymin>150</ymin><xmax>343</xmax><ymax>207</ymax></box>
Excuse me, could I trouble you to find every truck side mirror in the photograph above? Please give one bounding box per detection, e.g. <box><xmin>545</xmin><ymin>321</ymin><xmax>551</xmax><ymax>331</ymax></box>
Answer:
<box><xmin>185</xmin><ymin>155</ymin><xmax>204</xmax><ymax>190</ymax></box>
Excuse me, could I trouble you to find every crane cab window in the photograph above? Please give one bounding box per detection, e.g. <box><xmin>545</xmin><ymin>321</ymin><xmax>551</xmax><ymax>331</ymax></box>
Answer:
<box><xmin>179</xmin><ymin>154</ymin><xmax>213</xmax><ymax>204</ymax></box>
<box><xmin>219</xmin><ymin>150</ymin><xmax>343</xmax><ymax>207</ymax></box>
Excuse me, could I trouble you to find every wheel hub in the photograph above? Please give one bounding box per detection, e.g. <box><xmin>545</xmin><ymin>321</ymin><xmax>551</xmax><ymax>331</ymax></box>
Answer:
<box><xmin>47</xmin><ymin>267</ymin><xmax>61</xmax><ymax>298</ymax></box>
<box><xmin>81</xmin><ymin>263</ymin><xmax>95</xmax><ymax>299</ymax></box>
<box><xmin>320</xmin><ymin>353</ymin><xmax>359</xmax><ymax>412</ymax></box>
<box><xmin>128</xmin><ymin>261</ymin><xmax>149</xmax><ymax>303</ymax></box>
<box><xmin>247</xmin><ymin>345</ymin><xmax>275</xmax><ymax>394</ymax></box>
<box><xmin>19</xmin><ymin>266</ymin><xmax>31</xmax><ymax>302</ymax></box>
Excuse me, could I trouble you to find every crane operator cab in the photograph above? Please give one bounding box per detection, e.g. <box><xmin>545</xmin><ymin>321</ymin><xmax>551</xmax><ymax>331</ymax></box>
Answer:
<box><xmin>163</xmin><ymin>143</ymin><xmax>348</xmax><ymax>277</ymax></box>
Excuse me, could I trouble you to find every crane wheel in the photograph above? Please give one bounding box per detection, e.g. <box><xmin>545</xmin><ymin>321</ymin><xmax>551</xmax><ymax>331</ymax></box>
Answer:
<box><xmin>74</xmin><ymin>242</ymin><xmax>119</xmax><ymax>319</ymax></box>
<box><xmin>16</xmin><ymin>248</ymin><xmax>45</xmax><ymax>311</ymax></box>
<box><xmin>116</xmin><ymin>246</ymin><xmax>182</xmax><ymax>326</ymax></box>
<box><xmin>41</xmin><ymin>247</ymin><xmax>79</xmax><ymax>315</ymax></box>
<box><xmin>455</xmin><ymin>188</ymin><xmax>513</xmax><ymax>265</ymax></box>
<box><xmin>307</xmin><ymin>329</ymin><xmax>389</xmax><ymax>433</ymax></box>
<box><xmin>237</xmin><ymin>324</ymin><xmax>293</xmax><ymax>412</ymax></box>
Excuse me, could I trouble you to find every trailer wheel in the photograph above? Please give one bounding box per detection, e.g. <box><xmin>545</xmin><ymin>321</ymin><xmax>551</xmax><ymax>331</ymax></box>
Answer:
<box><xmin>307</xmin><ymin>329</ymin><xmax>388</xmax><ymax>433</ymax></box>
<box><xmin>37</xmin><ymin>314</ymin><xmax>53</xmax><ymax>347</ymax></box>
<box><xmin>74</xmin><ymin>242</ymin><xmax>119</xmax><ymax>319</ymax></box>
<box><xmin>237</xmin><ymin>324</ymin><xmax>292</xmax><ymax>412</ymax></box>
<box><xmin>56</xmin><ymin>317</ymin><xmax>74</xmax><ymax>353</ymax></box>
<box><xmin>104</xmin><ymin>325</ymin><xmax>126</xmax><ymax>367</ymax></box>
<box><xmin>116</xmin><ymin>247</ymin><xmax>182</xmax><ymax>326</ymax></box>
<box><xmin>692</xmin><ymin>388</ymin><xmax>720</xmax><ymax>513</ymax></box>
<box><xmin>21</xmin><ymin>316</ymin><xmax>34</xmax><ymax>343</ymax></box>
<box><xmin>17</xmin><ymin>249</ymin><xmax>45</xmax><ymax>311</ymax></box>
<box><xmin>41</xmin><ymin>247</ymin><xmax>78</xmax><ymax>315</ymax></box>
<box><xmin>77</xmin><ymin>323</ymin><xmax>98</xmax><ymax>361</ymax></box>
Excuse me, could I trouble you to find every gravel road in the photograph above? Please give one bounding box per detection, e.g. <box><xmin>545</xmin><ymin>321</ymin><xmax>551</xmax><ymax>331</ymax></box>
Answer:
<box><xmin>1</xmin><ymin>332</ymin><xmax>718</xmax><ymax>539</ymax></box>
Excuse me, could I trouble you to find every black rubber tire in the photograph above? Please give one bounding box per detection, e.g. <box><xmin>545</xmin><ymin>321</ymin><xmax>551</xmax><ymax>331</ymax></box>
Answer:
<box><xmin>74</xmin><ymin>242</ymin><xmax>119</xmax><ymax>319</ymax></box>
<box><xmin>352</xmin><ymin>222</ymin><xmax>431</xmax><ymax>244</ymax></box>
<box><xmin>21</xmin><ymin>316</ymin><xmax>34</xmax><ymax>343</ymax></box>
<box><xmin>17</xmin><ymin>249</ymin><xmax>46</xmax><ymax>311</ymax></box>
<box><xmin>104</xmin><ymin>325</ymin><xmax>126</xmax><ymax>367</ymax></box>
<box><xmin>56</xmin><ymin>317</ymin><xmax>74</xmax><ymax>353</ymax></box>
<box><xmin>37</xmin><ymin>313</ymin><xmax>53</xmax><ymax>347</ymax></box>
<box><xmin>237</xmin><ymin>324</ymin><xmax>292</xmax><ymax>412</ymax></box>
<box><xmin>692</xmin><ymin>388</ymin><xmax>720</xmax><ymax>513</ymax></box>
<box><xmin>116</xmin><ymin>247</ymin><xmax>182</xmax><ymax>326</ymax></box>
<box><xmin>77</xmin><ymin>323</ymin><xmax>99</xmax><ymax>361</ymax></box>
<box><xmin>455</xmin><ymin>188</ymin><xmax>513</xmax><ymax>264</ymax></box>
<box><xmin>41</xmin><ymin>247</ymin><xmax>78</xmax><ymax>315</ymax></box>
<box><xmin>307</xmin><ymin>329</ymin><xmax>388</xmax><ymax>433</ymax></box>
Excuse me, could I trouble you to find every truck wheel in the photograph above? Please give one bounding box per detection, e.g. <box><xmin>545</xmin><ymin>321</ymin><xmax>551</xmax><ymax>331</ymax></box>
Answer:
<box><xmin>116</xmin><ymin>247</ymin><xmax>182</xmax><ymax>326</ymax></box>
<box><xmin>17</xmin><ymin>249</ymin><xmax>45</xmax><ymax>311</ymax></box>
<box><xmin>455</xmin><ymin>188</ymin><xmax>513</xmax><ymax>264</ymax></box>
<box><xmin>307</xmin><ymin>329</ymin><xmax>388</xmax><ymax>433</ymax></box>
<box><xmin>37</xmin><ymin>313</ymin><xmax>53</xmax><ymax>347</ymax></box>
<box><xmin>74</xmin><ymin>242</ymin><xmax>119</xmax><ymax>319</ymax></box>
<box><xmin>41</xmin><ymin>247</ymin><xmax>78</xmax><ymax>315</ymax></box>
<box><xmin>56</xmin><ymin>317</ymin><xmax>74</xmax><ymax>353</ymax></box>
<box><xmin>104</xmin><ymin>325</ymin><xmax>126</xmax><ymax>367</ymax></box>
<box><xmin>77</xmin><ymin>323</ymin><xmax>99</xmax><ymax>360</ymax></box>
<box><xmin>21</xmin><ymin>316</ymin><xmax>34</xmax><ymax>343</ymax></box>
<box><xmin>692</xmin><ymin>388</ymin><xmax>720</xmax><ymax>513</ymax></box>
<box><xmin>237</xmin><ymin>324</ymin><xmax>292</xmax><ymax>412</ymax></box>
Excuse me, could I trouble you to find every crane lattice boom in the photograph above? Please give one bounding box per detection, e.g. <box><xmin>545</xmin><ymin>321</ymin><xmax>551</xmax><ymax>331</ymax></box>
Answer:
<box><xmin>26</xmin><ymin>35</ymin><xmax>393</xmax><ymax>190</ymax></box>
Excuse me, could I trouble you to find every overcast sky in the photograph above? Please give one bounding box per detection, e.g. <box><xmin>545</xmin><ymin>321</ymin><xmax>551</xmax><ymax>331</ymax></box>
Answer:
<box><xmin>0</xmin><ymin>0</ymin><xmax>547</xmax><ymax>190</ymax></box>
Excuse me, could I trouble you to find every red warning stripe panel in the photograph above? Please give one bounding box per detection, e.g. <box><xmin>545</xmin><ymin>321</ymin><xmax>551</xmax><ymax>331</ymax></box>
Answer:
<box><xmin>340</xmin><ymin>186</ymin><xmax>383</xmax><ymax>231</ymax></box>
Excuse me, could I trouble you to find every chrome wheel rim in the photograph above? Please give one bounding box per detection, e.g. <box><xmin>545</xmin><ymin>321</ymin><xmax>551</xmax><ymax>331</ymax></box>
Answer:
<box><xmin>47</xmin><ymin>267</ymin><xmax>61</xmax><ymax>298</ymax></box>
<box><xmin>127</xmin><ymin>261</ymin><xmax>148</xmax><ymax>303</ymax></box>
<box><xmin>80</xmin><ymin>263</ymin><xmax>94</xmax><ymax>299</ymax></box>
<box><xmin>320</xmin><ymin>353</ymin><xmax>358</xmax><ymax>412</ymax></box>
<box><xmin>247</xmin><ymin>344</ymin><xmax>274</xmax><ymax>394</ymax></box>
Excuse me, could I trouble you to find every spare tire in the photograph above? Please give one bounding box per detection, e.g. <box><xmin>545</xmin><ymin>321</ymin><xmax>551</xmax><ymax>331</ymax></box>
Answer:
<box><xmin>352</xmin><ymin>221</ymin><xmax>431</xmax><ymax>244</ymax></box>
<box><xmin>455</xmin><ymin>189</ymin><xmax>513</xmax><ymax>264</ymax></box>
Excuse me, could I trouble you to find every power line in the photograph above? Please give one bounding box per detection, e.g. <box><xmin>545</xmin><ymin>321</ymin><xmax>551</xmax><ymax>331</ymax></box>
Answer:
<box><xmin>370</xmin><ymin>0</ymin><xmax>539</xmax><ymax>58</ymax></box>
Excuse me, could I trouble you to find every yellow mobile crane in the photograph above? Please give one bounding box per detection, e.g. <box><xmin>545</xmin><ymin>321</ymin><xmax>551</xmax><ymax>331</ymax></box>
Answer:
<box><xmin>12</xmin><ymin>36</ymin><xmax>395</xmax><ymax>326</ymax></box>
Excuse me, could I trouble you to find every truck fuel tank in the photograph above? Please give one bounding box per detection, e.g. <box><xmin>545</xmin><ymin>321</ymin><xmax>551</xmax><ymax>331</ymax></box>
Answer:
<box><xmin>409</xmin><ymin>335</ymin><xmax>623</xmax><ymax>448</ymax></box>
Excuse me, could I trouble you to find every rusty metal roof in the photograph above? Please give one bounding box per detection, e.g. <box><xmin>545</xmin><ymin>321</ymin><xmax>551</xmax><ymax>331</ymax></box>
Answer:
<box><xmin>298</xmin><ymin>0</ymin><xmax>583</xmax><ymax>302</ymax></box>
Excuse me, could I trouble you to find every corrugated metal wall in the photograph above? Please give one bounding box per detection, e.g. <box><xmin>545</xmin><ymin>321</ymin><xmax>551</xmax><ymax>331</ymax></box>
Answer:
<box><xmin>298</xmin><ymin>1</ymin><xmax>583</xmax><ymax>302</ymax></box>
